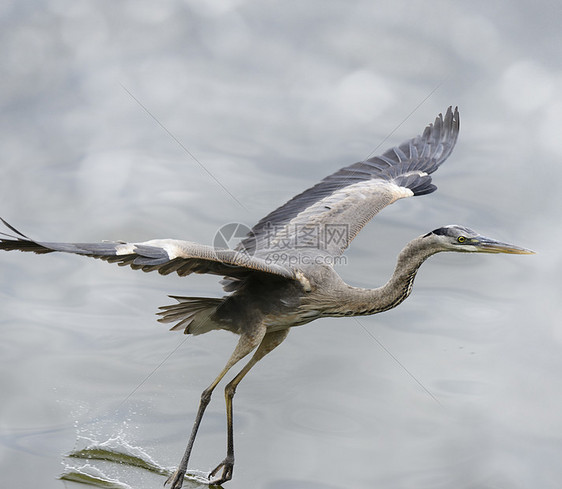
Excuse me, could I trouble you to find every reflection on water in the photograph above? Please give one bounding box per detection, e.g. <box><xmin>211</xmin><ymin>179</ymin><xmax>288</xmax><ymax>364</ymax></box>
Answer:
<box><xmin>61</xmin><ymin>465</ymin><xmax>132</xmax><ymax>489</ymax></box>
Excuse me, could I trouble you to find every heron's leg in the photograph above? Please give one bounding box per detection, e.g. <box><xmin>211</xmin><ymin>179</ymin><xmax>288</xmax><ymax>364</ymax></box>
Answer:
<box><xmin>208</xmin><ymin>329</ymin><xmax>290</xmax><ymax>485</ymax></box>
<box><xmin>165</xmin><ymin>326</ymin><xmax>266</xmax><ymax>489</ymax></box>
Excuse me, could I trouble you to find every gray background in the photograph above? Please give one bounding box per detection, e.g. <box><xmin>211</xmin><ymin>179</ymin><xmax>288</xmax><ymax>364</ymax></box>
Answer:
<box><xmin>1</xmin><ymin>1</ymin><xmax>560</xmax><ymax>488</ymax></box>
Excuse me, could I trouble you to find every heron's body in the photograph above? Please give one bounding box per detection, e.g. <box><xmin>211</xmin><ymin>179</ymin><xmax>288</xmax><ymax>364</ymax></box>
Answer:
<box><xmin>162</xmin><ymin>233</ymin><xmax>451</xmax><ymax>337</ymax></box>
<box><xmin>0</xmin><ymin>107</ymin><xmax>533</xmax><ymax>487</ymax></box>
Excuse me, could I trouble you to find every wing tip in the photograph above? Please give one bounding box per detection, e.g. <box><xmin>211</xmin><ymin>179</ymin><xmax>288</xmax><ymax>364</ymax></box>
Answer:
<box><xmin>431</xmin><ymin>105</ymin><xmax>460</xmax><ymax>140</ymax></box>
<box><xmin>0</xmin><ymin>217</ymin><xmax>32</xmax><ymax>240</ymax></box>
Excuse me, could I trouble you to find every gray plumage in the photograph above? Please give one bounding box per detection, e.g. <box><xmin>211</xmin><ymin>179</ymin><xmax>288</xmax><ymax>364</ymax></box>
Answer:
<box><xmin>242</xmin><ymin>105</ymin><xmax>458</xmax><ymax>259</ymax></box>
<box><xmin>0</xmin><ymin>106</ymin><xmax>533</xmax><ymax>487</ymax></box>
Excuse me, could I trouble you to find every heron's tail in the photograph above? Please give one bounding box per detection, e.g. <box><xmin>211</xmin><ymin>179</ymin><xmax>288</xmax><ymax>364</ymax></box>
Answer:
<box><xmin>157</xmin><ymin>296</ymin><xmax>225</xmax><ymax>335</ymax></box>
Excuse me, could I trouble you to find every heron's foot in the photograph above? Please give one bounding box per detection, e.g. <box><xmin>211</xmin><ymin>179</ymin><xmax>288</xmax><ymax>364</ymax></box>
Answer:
<box><xmin>165</xmin><ymin>467</ymin><xmax>186</xmax><ymax>489</ymax></box>
<box><xmin>208</xmin><ymin>455</ymin><xmax>234</xmax><ymax>485</ymax></box>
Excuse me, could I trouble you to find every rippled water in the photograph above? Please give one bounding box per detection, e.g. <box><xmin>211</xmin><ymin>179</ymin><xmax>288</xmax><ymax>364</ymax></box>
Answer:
<box><xmin>1</xmin><ymin>2</ymin><xmax>561</xmax><ymax>489</ymax></box>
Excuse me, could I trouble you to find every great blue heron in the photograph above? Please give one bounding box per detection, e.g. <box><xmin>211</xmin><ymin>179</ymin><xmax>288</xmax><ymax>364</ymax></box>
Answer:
<box><xmin>0</xmin><ymin>106</ymin><xmax>533</xmax><ymax>487</ymax></box>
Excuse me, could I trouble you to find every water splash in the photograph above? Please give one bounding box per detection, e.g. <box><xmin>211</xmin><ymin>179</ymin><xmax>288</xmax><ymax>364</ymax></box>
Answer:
<box><xmin>62</xmin><ymin>435</ymin><xmax>213</xmax><ymax>487</ymax></box>
<box><xmin>67</xmin><ymin>435</ymin><xmax>169</xmax><ymax>476</ymax></box>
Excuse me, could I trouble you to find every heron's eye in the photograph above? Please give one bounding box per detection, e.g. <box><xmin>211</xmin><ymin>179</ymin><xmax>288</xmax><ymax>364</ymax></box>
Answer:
<box><xmin>457</xmin><ymin>236</ymin><xmax>466</xmax><ymax>243</ymax></box>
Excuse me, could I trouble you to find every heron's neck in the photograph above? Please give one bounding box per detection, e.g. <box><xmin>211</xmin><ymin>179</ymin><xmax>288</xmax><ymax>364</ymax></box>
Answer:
<box><xmin>340</xmin><ymin>237</ymin><xmax>439</xmax><ymax>316</ymax></box>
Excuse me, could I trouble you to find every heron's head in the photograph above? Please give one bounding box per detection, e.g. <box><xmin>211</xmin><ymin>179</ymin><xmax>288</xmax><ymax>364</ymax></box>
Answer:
<box><xmin>423</xmin><ymin>225</ymin><xmax>534</xmax><ymax>254</ymax></box>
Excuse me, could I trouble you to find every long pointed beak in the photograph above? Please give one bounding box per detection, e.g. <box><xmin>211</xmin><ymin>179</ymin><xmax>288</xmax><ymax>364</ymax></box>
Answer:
<box><xmin>476</xmin><ymin>236</ymin><xmax>535</xmax><ymax>255</ymax></box>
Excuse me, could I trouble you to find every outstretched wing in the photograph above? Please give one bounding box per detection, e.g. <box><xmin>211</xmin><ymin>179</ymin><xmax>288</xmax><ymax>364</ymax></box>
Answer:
<box><xmin>0</xmin><ymin>218</ymin><xmax>293</xmax><ymax>280</ymax></box>
<box><xmin>1</xmin><ymin>107</ymin><xmax>459</xmax><ymax>284</ymax></box>
<box><xmin>240</xmin><ymin>106</ymin><xmax>459</xmax><ymax>261</ymax></box>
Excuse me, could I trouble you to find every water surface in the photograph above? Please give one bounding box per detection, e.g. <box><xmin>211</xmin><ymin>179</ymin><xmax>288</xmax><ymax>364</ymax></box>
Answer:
<box><xmin>1</xmin><ymin>2</ymin><xmax>560</xmax><ymax>489</ymax></box>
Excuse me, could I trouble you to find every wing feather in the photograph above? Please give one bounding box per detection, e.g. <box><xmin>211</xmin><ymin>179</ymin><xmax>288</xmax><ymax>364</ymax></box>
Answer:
<box><xmin>240</xmin><ymin>106</ymin><xmax>459</xmax><ymax>260</ymax></box>
<box><xmin>1</xmin><ymin>107</ymin><xmax>459</xmax><ymax>285</ymax></box>
<box><xmin>0</xmin><ymin>220</ymin><xmax>293</xmax><ymax>280</ymax></box>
